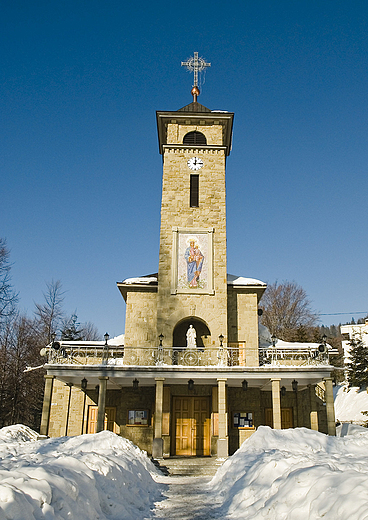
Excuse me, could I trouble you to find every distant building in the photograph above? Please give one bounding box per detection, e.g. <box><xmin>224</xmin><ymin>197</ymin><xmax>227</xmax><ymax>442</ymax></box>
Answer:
<box><xmin>341</xmin><ymin>319</ymin><xmax>368</xmax><ymax>369</ymax></box>
<box><xmin>40</xmin><ymin>60</ymin><xmax>337</xmax><ymax>457</ymax></box>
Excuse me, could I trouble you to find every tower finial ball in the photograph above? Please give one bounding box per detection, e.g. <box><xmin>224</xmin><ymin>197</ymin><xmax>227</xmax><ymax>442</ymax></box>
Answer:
<box><xmin>191</xmin><ymin>86</ymin><xmax>200</xmax><ymax>102</ymax></box>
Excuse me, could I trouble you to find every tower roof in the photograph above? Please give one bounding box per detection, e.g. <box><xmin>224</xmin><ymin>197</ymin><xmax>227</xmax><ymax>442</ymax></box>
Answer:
<box><xmin>177</xmin><ymin>101</ymin><xmax>211</xmax><ymax>113</ymax></box>
<box><xmin>156</xmin><ymin>108</ymin><xmax>234</xmax><ymax>156</ymax></box>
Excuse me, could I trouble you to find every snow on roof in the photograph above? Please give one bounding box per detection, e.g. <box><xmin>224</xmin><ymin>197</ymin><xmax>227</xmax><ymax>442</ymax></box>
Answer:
<box><xmin>56</xmin><ymin>333</ymin><xmax>125</xmax><ymax>347</ymax></box>
<box><xmin>227</xmin><ymin>274</ymin><xmax>266</xmax><ymax>286</ymax></box>
<box><xmin>273</xmin><ymin>338</ymin><xmax>335</xmax><ymax>351</ymax></box>
<box><xmin>122</xmin><ymin>274</ymin><xmax>158</xmax><ymax>284</ymax></box>
<box><xmin>121</xmin><ymin>273</ymin><xmax>266</xmax><ymax>286</ymax></box>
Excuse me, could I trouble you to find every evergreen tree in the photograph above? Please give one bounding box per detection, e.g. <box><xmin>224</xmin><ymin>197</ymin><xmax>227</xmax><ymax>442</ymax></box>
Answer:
<box><xmin>60</xmin><ymin>313</ymin><xmax>83</xmax><ymax>341</ymax></box>
<box><xmin>346</xmin><ymin>336</ymin><xmax>368</xmax><ymax>388</ymax></box>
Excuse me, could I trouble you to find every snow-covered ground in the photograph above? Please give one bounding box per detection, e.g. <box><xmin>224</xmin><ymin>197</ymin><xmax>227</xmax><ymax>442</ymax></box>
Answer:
<box><xmin>0</xmin><ymin>425</ymin><xmax>162</xmax><ymax>520</ymax></box>
<box><xmin>334</xmin><ymin>384</ymin><xmax>368</xmax><ymax>425</ymax></box>
<box><xmin>1</xmin><ymin>384</ymin><xmax>368</xmax><ymax>520</ymax></box>
<box><xmin>209</xmin><ymin>425</ymin><xmax>368</xmax><ymax>519</ymax></box>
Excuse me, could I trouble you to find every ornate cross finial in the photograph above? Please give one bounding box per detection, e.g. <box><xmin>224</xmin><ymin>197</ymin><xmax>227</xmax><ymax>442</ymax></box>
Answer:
<box><xmin>181</xmin><ymin>52</ymin><xmax>211</xmax><ymax>101</ymax></box>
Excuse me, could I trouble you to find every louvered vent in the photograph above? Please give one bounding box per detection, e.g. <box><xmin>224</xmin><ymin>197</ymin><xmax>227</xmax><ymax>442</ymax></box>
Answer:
<box><xmin>183</xmin><ymin>131</ymin><xmax>207</xmax><ymax>145</ymax></box>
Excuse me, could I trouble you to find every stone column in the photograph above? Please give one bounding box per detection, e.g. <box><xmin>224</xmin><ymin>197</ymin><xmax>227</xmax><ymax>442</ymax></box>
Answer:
<box><xmin>309</xmin><ymin>384</ymin><xmax>319</xmax><ymax>431</ymax></box>
<box><xmin>40</xmin><ymin>375</ymin><xmax>55</xmax><ymax>436</ymax></box>
<box><xmin>217</xmin><ymin>378</ymin><xmax>228</xmax><ymax>458</ymax></box>
<box><xmin>152</xmin><ymin>377</ymin><xmax>165</xmax><ymax>458</ymax></box>
<box><xmin>324</xmin><ymin>377</ymin><xmax>336</xmax><ymax>436</ymax></box>
<box><xmin>96</xmin><ymin>376</ymin><xmax>108</xmax><ymax>433</ymax></box>
<box><xmin>271</xmin><ymin>378</ymin><xmax>282</xmax><ymax>429</ymax></box>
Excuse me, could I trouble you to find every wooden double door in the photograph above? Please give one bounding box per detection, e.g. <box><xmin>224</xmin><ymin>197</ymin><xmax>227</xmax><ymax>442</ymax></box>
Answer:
<box><xmin>173</xmin><ymin>396</ymin><xmax>211</xmax><ymax>456</ymax></box>
<box><xmin>87</xmin><ymin>406</ymin><xmax>117</xmax><ymax>434</ymax></box>
<box><xmin>265</xmin><ymin>407</ymin><xmax>294</xmax><ymax>429</ymax></box>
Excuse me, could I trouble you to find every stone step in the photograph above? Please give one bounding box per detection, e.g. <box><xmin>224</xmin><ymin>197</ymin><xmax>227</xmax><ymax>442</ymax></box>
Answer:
<box><xmin>153</xmin><ymin>457</ymin><xmax>225</xmax><ymax>477</ymax></box>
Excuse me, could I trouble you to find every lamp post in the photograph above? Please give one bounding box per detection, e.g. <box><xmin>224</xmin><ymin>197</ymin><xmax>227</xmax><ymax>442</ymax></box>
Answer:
<box><xmin>157</xmin><ymin>333</ymin><xmax>164</xmax><ymax>365</ymax></box>
<box><xmin>81</xmin><ymin>378</ymin><xmax>88</xmax><ymax>435</ymax></box>
<box><xmin>103</xmin><ymin>332</ymin><xmax>109</xmax><ymax>364</ymax></box>
<box><xmin>271</xmin><ymin>334</ymin><xmax>277</xmax><ymax>364</ymax></box>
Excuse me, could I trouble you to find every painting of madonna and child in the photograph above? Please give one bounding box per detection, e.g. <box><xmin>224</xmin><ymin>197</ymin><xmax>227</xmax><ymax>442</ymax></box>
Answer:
<box><xmin>177</xmin><ymin>233</ymin><xmax>208</xmax><ymax>290</ymax></box>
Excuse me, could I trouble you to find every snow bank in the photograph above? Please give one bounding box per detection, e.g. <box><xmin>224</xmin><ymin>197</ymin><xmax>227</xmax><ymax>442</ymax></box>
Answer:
<box><xmin>0</xmin><ymin>426</ymin><xmax>161</xmax><ymax>520</ymax></box>
<box><xmin>334</xmin><ymin>384</ymin><xmax>368</xmax><ymax>425</ymax></box>
<box><xmin>211</xmin><ymin>426</ymin><xmax>368</xmax><ymax>520</ymax></box>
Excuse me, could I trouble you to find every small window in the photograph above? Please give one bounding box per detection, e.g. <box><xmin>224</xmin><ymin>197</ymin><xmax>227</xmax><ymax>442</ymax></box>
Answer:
<box><xmin>183</xmin><ymin>131</ymin><xmax>207</xmax><ymax>145</ymax></box>
<box><xmin>190</xmin><ymin>174</ymin><xmax>199</xmax><ymax>207</ymax></box>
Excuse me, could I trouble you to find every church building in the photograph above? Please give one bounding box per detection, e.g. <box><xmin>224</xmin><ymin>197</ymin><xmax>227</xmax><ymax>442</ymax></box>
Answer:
<box><xmin>40</xmin><ymin>54</ymin><xmax>336</xmax><ymax>458</ymax></box>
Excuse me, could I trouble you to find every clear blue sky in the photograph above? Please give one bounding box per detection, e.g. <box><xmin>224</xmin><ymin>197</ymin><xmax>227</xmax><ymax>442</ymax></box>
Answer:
<box><xmin>1</xmin><ymin>0</ymin><xmax>367</xmax><ymax>337</ymax></box>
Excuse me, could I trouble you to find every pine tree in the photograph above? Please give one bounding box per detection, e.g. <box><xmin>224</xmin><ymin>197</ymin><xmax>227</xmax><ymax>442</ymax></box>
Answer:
<box><xmin>60</xmin><ymin>314</ymin><xmax>83</xmax><ymax>341</ymax></box>
<box><xmin>346</xmin><ymin>336</ymin><xmax>368</xmax><ymax>388</ymax></box>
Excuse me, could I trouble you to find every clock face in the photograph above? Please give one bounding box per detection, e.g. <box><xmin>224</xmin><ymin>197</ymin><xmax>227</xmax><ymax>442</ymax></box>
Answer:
<box><xmin>187</xmin><ymin>157</ymin><xmax>204</xmax><ymax>171</ymax></box>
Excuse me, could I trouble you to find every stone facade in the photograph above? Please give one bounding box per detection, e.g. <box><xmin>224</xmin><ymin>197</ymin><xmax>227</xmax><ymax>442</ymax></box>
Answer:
<box><xmin>41</xmin><ymin>97</ymin><xmax>335</xmax><ymax>457</ymax></box>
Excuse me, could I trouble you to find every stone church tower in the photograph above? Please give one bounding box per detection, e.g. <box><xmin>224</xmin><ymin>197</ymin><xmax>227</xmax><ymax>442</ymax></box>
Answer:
<box><xmin>40</xmin><ymin>54</ymin><xmax>335</xmax><ymax>459</ymax></box>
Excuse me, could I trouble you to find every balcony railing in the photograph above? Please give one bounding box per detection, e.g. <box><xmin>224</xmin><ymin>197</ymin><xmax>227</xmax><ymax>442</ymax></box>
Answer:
<box><xmin>44</xmin><ymin>343</ymin><xmax>331</xmax><ymax>368</ymax></box>
<box><xmin>259</xmin><ymin>347</ymin><xmax>330</xmax><ymax>367</ymax></box>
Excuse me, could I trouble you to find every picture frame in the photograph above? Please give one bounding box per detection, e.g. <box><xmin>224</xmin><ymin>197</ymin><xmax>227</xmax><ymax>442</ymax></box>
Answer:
<box><xmin>233</xmin><ymin>412</ymin><xmax>253</xmax><ymax>428</ymax></box>
<box><xmin>171</xmin><ymin>227</ymin><xmax>214</xmax><ymax>295</ymax></box>
<box><xmin>127</xmin><ymin>410</ymin><xmax>149</xmax><ymax>426</ymax></box>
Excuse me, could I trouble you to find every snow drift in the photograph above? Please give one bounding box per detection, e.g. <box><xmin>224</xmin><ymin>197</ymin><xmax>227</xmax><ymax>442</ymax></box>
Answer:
<box><xmin>0</xmin><ymin>425</ymin><xmax>161</xmax><ymax>520</ymax></box>
<box><xmin>210</xmin><ymin>426</ymin><xmax>368</xmax><ymax>520</ymax></box>
<box><xmin>334</xmin><ymin>384</ymin><xmax>368</xmax><ymax>426</ymax></box>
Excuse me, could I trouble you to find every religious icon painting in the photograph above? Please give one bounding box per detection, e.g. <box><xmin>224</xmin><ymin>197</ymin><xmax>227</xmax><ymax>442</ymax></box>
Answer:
<box><xmin>171</xmin><ymin>228</ymin><xmax>214</xmax><ymax>294</ymax></box>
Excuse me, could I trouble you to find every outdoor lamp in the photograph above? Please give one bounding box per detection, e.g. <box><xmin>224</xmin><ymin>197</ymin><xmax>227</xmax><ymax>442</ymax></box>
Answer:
<box><xmin>242</xmin><ymin>379</ymin><xmax>248</xmax><ymax>391</ymax></box>
<box><xmin>104</xmin><ymin>332</ymin><xmax>109</xmax><ymax>345</ymax></box>
<box><xmin>159</xmin><ymin>333</ymin><xmax>164</xmax><ymax>347</ymax></box>
<box><xmin>188</xmin><ymin>379</ymin><xmax>194</xmax><ymax>391</ymax></box>
<box><xmin>271</xmin><ymin>334</ymin><xmax>277</xmax><ymax>347</ymax></box>
<box><xmin>292</xmin><ymin>379</ymin><xmax>298</xmax><ymax>392</ymax></box>
<box><xmin>219</xmin><ymin>334</ymin><xmax>224</xmax><ymax>347</ymax></box>
<box><xmin>81</xmin><ymin>378</ymin><xmax>88</xmax><ymax>391</ymax></box>
<box><xmin>280</xmin><ymin>386</ymin><xmax>286</xmax><ymax>397</ymax></box>
<box><xmin>132</xmin><ymin>378</ymin><xmax>139</xmax><ymax>390</ymax></box>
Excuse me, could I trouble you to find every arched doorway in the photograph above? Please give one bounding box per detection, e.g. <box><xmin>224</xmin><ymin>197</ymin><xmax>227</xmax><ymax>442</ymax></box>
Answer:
<box><xmin>172</xmin><ymin>317</ymin><xmax>211</xmax><ymax>349</ymax></box>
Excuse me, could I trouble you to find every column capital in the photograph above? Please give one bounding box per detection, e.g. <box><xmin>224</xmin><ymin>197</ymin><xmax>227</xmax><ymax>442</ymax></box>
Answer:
<box><xmin>323</xmin><ymin>377</ymin><xmax>333</xmax><ymax>382</ymax></box>
<box><xmin>155</xmin><ymin>377</ymin><xmax>165</xmax><ymax>382</ymax></box>
<box><xmin>44</xmin><ymin>374</ymin><xmax>55</xmax><ymax>380</ymax></box>
<box><xmin>270</xmin><ymin>378</ymin><xmax>281</xmax><ymax>382</ymax></box>
<box><xmin>217</xmin><ymin>378</ymin><xmax>227</xmax><ymax>382</ymax></box>
<box><xmin>98</xmin><ymin>376</ymin><xmax>109</xmax><ymax>381</ymax></box>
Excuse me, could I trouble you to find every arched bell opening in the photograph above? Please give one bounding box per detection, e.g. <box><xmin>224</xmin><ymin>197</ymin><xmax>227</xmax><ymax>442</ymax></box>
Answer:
<box><xmin>172</xmin><ymin>317</ymin><xmax>211</xmax><ymax>350</ymax></box>
<box><xmin>183</xmin><ymin>131</ymin><xmax>207</xmax><ymax>145</ymax></box>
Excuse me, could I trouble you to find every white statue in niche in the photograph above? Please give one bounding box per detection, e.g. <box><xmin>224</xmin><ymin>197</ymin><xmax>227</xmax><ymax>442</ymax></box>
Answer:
<box><xmin>186</xmin><ymin>325</ymin><xmax>197</xmax><ymax>348</ymax></box>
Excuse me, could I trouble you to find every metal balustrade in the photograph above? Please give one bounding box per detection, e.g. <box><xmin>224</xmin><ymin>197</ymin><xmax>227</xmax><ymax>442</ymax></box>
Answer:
<box><xmin>44</xmin><ymin>343</ymin><xmax>331</xmax><ymax>367</ymax></box>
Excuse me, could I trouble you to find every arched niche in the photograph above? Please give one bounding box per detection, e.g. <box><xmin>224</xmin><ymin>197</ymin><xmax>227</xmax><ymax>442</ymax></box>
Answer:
<box><xmin>173</xmin><ymin>317</ymin><xmax>211</xmax><ymax>349</ymax></box>
<box><xmin>183</xmin><ymin>131</ymin><xmax>207</xmax><ymax>145</ymax></box>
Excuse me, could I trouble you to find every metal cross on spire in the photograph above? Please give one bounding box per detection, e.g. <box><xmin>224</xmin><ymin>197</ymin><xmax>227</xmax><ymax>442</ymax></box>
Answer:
<box><xmin>181</xmin><ymin>52</ymin><xmax>211</xmax><ymax>102</ymax></box>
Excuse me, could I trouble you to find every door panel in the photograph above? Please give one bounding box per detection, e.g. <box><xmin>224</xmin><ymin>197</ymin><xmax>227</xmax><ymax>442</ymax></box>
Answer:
<box><xmin>87</xmin><ymin>406</ymin><xmax>116</xmax><ymax>434</ymax></box>
<box><xmin>173</xmin><ymin>397</ymin><xmax>210</xmax><ymax>456</ymax></box>
<box><xmin>265</xmin><ymin>407</ymin><xmax>294</xmax><ymax>429</ymax></box>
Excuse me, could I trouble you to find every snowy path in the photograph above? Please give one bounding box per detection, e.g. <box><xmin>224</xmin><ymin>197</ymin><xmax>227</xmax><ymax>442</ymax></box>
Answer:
<box><xmin>149</xmin><ymin>475</ymin><xmax>224</xmax><ymax>520</ymax></box>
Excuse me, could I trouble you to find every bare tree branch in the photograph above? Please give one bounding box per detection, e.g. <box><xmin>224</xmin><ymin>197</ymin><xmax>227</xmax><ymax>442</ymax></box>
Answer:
<box><xmin>261</xmin><ymin>281</ymin><xmax>318</xmax><ymax>341</ymax></box>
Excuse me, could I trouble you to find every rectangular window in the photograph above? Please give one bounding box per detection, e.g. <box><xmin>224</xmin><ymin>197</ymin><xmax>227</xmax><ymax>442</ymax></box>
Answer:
<box><xmin>190</xmin><ymin>174</ymin><xmax>199</xmax><ymax>207</ymax></box>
